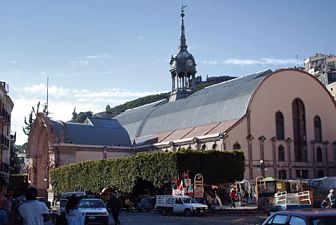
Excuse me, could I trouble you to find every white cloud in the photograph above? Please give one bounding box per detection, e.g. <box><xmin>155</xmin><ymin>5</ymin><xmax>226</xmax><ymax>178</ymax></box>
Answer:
<box><xmin>202</xmin><ymin>57</ymin><xmax>300</xmax><ymax>66</ymax></box>
<box><xmin>86</xmin><ymin>54</ymin><xmax>111</xmax><ymax>60</ymax></box>
<box><xmin>8</xmin><ymin>60</ymin><xmax>18</xmax><ymax>64</ymax></box>
<box><xmin>11</xmin><ymin>84</ymin><xmax>160</xmax><ymax>145</ymax></box>
<box><xmin>70</xmin><ymin>60</ymin><xmax>90</xmax><ymax>66</ymax></box>
<box><xmin>201</xmin><ymin>60</ymin><xmax>219</xmax><ymax>65</ymax></box>
<box><xmin>70</xmin><ymin>54</ymin><xmax>112</xmax><ymax>66</ymax></box>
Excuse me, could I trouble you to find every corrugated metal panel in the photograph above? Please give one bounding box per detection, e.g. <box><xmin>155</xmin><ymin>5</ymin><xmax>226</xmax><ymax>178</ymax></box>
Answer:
<box><xmin>51</xmin><ymin>120</ymin><xmax>132</xmax><ymax>147</ymax></box>
<box><xmin>161</xmin><ymin>127</ymin><xmax>195</xmax><ymax>142</ymax></box>
<box><xmin>182</xmin><ymin>123</ymin><xmax>221</xmax><ymax>139</ymax></box>
<box><xmin>206</xmin><ymin>119</ymin><xmax>239</xmax><ymax>135</ymax></box>
<box><xmin>87</xmin><ymin>117</ymin><xmax>124</xmax><ymax>129</ymax></box>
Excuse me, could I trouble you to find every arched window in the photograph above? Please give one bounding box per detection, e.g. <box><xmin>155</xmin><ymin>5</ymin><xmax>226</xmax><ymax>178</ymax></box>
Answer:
<box><xmin>201</xmin><ymin>143</ymin><xmax>207</xmax><ymax>150</ymax></box>
<box><xmin>278</xmin><ymin>145</ymin><xmax>285</xmax><ymax>161</ymax></box>
<box><xmin>314</xmin><ymin>116</ymin><xmax>322</xmax><ymax>142</ymax></box>
<box><xmin>233</xmin><ymin>142</ymin><xmax>241</xmax><ymax>150</ymax></box>
<box><xmin>316</xmin><ymin>147</ymin><xmax>323</xmax><ymax>162</ymax></box>
<box><xmin>275</xmin><ymin>111</ymin><xmax>285</xmax><ymax>140</ymax></box>
<box><xmin>212</xmin><ymin>143</ymin><xmax>217</xmax><ymax>150</ymax></box>
<box><xmin>292</xmin><ymin>98</ymin><xmax>307</xmax><ymax>162</ymax></box>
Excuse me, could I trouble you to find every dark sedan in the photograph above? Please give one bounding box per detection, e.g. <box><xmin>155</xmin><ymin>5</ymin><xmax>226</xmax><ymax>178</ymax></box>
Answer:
<box><xmin>262</xmin><ymin>209</ymin><xmax>336</xmax><ymax>225</ymax></box>
<box><xmin>136</xmin><ymin>197</ymin><xmax>155</xmax><ymax>212</ymax></box>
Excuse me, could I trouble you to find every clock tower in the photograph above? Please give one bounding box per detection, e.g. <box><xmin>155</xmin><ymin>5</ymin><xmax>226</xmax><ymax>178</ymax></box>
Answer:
<box><xmin>169</xmin><ymin>5</ymin><xmax>197</xmax><ymax>102</ymax></box>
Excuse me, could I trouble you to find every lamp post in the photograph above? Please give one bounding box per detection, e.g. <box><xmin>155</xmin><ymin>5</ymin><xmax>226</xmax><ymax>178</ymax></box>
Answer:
<box><xmin>257</xmin><ymin>160</ymin><xmax>270</xmax><ymax>177</ymax></box>
<box><xmin>259</xmin><ymin>160</ymin><xmax>265</xmax><ymax>177</ymax></box>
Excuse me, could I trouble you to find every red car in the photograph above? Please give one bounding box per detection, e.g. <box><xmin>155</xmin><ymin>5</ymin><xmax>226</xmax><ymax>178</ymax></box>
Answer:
<box><xmin>262</xmin><ymin>209</ymin><xmax>336</xmax><ymax>225</ymax></box>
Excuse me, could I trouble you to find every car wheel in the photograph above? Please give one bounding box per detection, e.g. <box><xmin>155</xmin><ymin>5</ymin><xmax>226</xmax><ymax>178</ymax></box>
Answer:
<box><xmin>161</xmin><ymin>209</ymin><xmax>168</xmax><ymax>216</ymax></box>
<box><xmin>147</xmin><ymin>204</ymin><xmax>154</xmax><ymax>212</ymax></box>
<box><xmin>184</xmin><ymin>209</ymin><xmax>192</xmax><ymax>217</ymax></box>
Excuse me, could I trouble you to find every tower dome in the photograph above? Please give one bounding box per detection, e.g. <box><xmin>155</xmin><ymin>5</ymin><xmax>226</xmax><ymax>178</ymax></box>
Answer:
<box><xmin>169</xmin><ymin>5</ymin><xmax>197</xmax><ymax>102</ymax></box>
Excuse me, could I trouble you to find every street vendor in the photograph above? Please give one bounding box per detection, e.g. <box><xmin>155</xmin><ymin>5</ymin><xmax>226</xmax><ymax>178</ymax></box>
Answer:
<box><xmin>327</xmin><ymin>189</ymin><xmax>336</xmax><ymax>208</ymax></box>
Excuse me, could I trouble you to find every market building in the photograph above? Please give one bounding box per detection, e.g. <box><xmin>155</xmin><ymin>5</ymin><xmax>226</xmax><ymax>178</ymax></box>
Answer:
<box><xmin>27</xmin><ymin>8</ymin><xmax>336</xmax><ymax>197</ymax></box>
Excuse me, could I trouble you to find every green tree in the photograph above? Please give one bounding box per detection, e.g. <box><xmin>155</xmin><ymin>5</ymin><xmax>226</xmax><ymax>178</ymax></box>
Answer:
<box><xmin>23</xmin><ymin>101</ymin><xmax>48</xmax><ymax>136</ymax></box>
<box><xmin>70</xmin><ymin>111</ymin><xmax>93</xmax><ymax>123</ymax></box>
<box><xmin>105</xmin><ymin>104</ymin><xmax>111</xmax><ymax>112</ymax></box>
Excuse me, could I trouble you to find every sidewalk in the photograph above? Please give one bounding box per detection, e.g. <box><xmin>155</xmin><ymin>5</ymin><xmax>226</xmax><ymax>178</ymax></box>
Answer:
<box><xmin>209</xmin><ymin>203</ymin><xmax>266</xmax><ymax>215</ymax></box>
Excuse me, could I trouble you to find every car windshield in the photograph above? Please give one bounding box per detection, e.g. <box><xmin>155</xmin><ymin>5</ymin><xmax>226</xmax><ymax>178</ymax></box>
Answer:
<box><xmin>312</xmin><ymin>217</ymin><xmax>336</xmax><ymax>225</ymax></box>
<box><xmin>79</xmin><ymin>199</ymin><xmax>105</xmax><ymax>208</ymax></box>
<box><xmin>182</xmin><ymin>198</ymin><xmax>198</xmax><ymax>204</ymax></box>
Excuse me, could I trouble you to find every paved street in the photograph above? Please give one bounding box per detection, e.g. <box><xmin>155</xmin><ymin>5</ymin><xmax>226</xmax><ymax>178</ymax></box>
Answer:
<box><xmin>109</xmin><ymin>211</ymin><xmax>267</xmax><ymax>225</ymax></box>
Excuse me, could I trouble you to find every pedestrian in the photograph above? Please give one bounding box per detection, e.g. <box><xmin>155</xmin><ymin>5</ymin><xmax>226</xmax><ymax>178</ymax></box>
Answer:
<box><xmin>124</xmin><ymin>197</ymin><xmax>131</xmax><ymax>212</ymax></box>
<box><xmin>107</xmin><ymin>192</ymin><xmax>122</xmax><ymax>225</ymax></box>
<box><xmin>10</xmin><ymin>187</ymin><xmax>26</xmax><ymax>225</ymax></box>
<box><xmin>18</xmin><ymin>187</ymin><xmax>50</xmax><ymax>225</ymax></box>
<box><xmin>65</xmin><ymin>195</ymin><xmax>85</xmax><ymax>225</ymax></box>
<box><xmin>229</xmin><ymin>188</ymin><xmax>237</xmax><ymax>208</ymax></box>
<box><xmin>0</xmin><ymin>176</ymin><xmax>10</xmax><ymax>225</ymax></box>
<box><xmin>327</xmin><ymin>188</ymin><xmax>336</xmax><ymax>209</ymax></box>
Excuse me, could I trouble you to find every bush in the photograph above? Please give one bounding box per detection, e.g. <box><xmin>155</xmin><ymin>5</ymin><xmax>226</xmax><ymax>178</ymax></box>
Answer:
<box><xmin>50</xmin><ymin>150</ymin><xmax>244</xmax><ymax>195</ymax></box>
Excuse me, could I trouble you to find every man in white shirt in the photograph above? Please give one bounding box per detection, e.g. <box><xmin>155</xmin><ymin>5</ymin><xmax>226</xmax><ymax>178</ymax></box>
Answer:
<box><xmin>18</xmin><ymin>187</ymin><xmax>50</xmax><ymax>225</ymax></box>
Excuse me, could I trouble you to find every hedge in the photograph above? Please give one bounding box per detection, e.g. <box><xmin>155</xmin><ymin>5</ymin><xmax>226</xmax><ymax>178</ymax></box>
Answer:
<box><xmin>50</xmin><ymin>150</ymin><xmax>244</xmax><ymax>195</ymax></box>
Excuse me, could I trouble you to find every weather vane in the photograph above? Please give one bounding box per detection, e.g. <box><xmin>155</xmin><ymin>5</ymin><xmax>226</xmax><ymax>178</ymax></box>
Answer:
<box><xmin>181</xmin><ymin>3</ymin><xmax>187</xmax><ymax>17</ymax></box>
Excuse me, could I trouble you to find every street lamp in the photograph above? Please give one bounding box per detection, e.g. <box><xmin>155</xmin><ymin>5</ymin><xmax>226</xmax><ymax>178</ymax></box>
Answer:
<box><xmin>257</xmin><ymin>159</ymin><xmax>269</xmax><ymax>177</ymax></box>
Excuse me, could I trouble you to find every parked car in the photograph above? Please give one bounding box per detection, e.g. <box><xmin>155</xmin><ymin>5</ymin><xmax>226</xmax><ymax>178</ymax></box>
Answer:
<box><xmin>136</xmin><ymin>196</ymin><xmax>155</xmax><ymax>211</ymax></box>
<box><xmin>78</xmin><ymin>198</ymin><xmax>109</xmax><ymax>225</ymax></box>
<box><xmin>54</xmin><ymin>191</ymin><xmax>86</xmax><ymax>215</ymax></box>
<box><xmin>60</xmin><ymin>191</ymin><xmax>86</xmax><ymax>199</ymax></box>
<box><xmin>262</xmin><ymin>209</ymin><xmax>336</xmax><ymax>225</ymax></box>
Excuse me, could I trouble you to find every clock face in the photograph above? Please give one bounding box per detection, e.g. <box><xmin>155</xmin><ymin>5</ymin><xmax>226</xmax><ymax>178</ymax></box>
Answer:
<box><xmin>187</xmin><ymin>60</ymin><xmax>193</xmax><ymax>66</ymax></box>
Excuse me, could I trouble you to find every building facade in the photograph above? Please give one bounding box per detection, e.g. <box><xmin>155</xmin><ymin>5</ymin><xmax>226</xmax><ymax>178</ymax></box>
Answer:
<box><xmin>115</xmin><ymin>69</ymin><xmax>336</xmax><ymax>181</ymax></box>
<box><xmin>304</xmin><ymin>53</ymin><xmax>336</xmax><ymax>85</ymax></box>
<box><xmin>27</xmin><ymin>9</ymin><xmax>336</xmax><ymax>197</ymax></box>
<box><xmin>0</xmin><ymin>81</ymin><xmax>14</xmax><ymax>179</ymax></box>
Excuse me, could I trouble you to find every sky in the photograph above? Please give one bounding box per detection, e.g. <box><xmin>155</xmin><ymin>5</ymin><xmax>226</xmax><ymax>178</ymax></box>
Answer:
<box><xmin>1</xmin><ymin>0</ymin><xmax>335</xmax><ymax>145</ymax></box>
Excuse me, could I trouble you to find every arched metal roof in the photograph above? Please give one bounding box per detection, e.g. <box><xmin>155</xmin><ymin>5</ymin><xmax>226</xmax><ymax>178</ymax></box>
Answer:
<box><xmin>51</xmin><ymin>117</ymin><xmax>132</xmax><ymax>146</ymax></box>
<box><xmin>115</xmin><ymin>70</ymin><xmax>272</xmax><ymax>141</ymax></box>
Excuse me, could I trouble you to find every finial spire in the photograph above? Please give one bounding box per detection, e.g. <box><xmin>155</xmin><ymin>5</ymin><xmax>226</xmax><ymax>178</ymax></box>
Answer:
<box><xmin>179</xmin><ymin>4</ymin><xmax>188</xmax><ymax>50</ymax></box>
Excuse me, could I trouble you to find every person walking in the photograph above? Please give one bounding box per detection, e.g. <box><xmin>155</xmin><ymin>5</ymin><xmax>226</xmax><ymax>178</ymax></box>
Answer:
<box><xmin>107</xmin><ymin>192</ymin><xmax>122</xmax><ymax>225</ymax></box>
<box><xmin>18</xmin><ymin>187</ymin><xmax>50</xmax><ymax>225</ymax></box>
<box><xmin>10</xmin><ymin>187</ymin><xmax>26</xmax><ymax>225</ymax></box>
<box><xmin>327</xmin><ymin>188</ymin><xmax>336</xmax><ymax>208</ymax></box>
<box><xmin>0</xmin><ymin>176</ymin><xmax>10</xmax><ymax>225</ymax></box>
<box><xmin>229</xmin><ymin>188</ymin><xmax>237</xmax><ymax>208</ymax></box>
<box><xmin>65</xmin><ymin>195</ymin><xmax>85</xmax><ymax>225</ymax></box>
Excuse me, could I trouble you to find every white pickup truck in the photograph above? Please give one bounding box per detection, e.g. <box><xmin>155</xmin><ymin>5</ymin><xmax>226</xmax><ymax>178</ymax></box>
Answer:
<box><xmin>155</xmin><ymin>195</ymin><xmax>208</xmax><ymax>216</ymax></box>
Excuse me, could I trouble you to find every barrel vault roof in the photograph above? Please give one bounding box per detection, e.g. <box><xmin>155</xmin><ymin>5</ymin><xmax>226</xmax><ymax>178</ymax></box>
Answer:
<box><xmin>51</xmin><ymin>117</ymin><xmax>132</xmax><ymax>146</ymax></box>
<box><xmin>114</xmin><ymin>69</ymin><xmax>272</xmax><ymax>143</ymax></box>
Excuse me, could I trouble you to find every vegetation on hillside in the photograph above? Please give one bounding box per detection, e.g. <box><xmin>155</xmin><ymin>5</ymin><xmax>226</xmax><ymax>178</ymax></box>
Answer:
<box><xmin>70</xmin><ymin>76</ymin><xmax>236</xmax><ymax>121</ymax></box>
<box><xmin>105</xmin><ymin>92</ymin><xmax>170</xmax><ymax>116</ymax></box>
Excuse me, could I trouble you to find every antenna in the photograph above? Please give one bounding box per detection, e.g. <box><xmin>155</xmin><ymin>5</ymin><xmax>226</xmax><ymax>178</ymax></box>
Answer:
<box><xmin>182</xmin><ymin>3</ymin><xmax>187</xmax><ymax>12</ymax></box>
